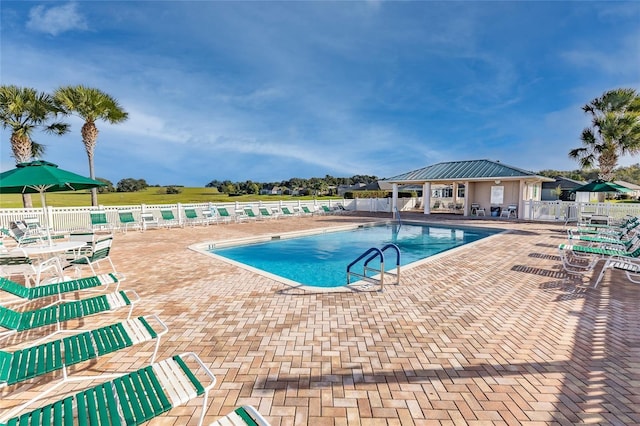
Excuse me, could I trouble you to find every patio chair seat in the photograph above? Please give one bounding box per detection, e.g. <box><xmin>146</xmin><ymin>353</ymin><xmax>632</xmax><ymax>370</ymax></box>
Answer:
<box><xmin>0</xmin><ymin>314</ymin><xmax>167</xmax><ymax>387</ymax></box>
<box><xmin>0</xmin><ymin>352</ymin><xmax>215</xmax><ymax>426</ymax></box>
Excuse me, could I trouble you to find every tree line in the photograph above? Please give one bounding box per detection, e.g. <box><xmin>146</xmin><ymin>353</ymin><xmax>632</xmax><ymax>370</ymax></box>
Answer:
<box><xmin>2</xmin><ymin>86</ymin><xmax>638</xmax><ymax>202</ymax></box>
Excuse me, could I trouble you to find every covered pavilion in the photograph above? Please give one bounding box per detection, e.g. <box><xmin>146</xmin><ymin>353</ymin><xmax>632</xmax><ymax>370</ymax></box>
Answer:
<box><xmin>383</xmin><ymin>159</ymin><xmax>554</xmax><ymax>218</ymax></box>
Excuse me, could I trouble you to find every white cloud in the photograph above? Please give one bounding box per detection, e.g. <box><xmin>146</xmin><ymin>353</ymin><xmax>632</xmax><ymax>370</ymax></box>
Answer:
<box><xmin>27</xmin><ymin>2</ymin><xmax>88</xmax><ymax>36</ymax></box>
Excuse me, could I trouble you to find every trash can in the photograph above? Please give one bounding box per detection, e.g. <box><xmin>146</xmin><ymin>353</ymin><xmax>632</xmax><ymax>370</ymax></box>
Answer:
<box><xmin>490</xmin><ymin>206</ymin><xmax>500</xmax><ymax>217</ymax></box>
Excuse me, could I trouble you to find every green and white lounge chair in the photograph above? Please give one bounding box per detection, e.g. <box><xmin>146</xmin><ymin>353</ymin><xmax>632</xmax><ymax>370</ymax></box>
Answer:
<box><xmin>558</xmin><ymin>241</ymin><xmax>640</xmax><ymax>284</ymax></box>
<box><xmin>0</xmin><ymin>273</ymin><xmax>121</xmax><ymax>306</ymax></box>
<box><xmin>216</xmin><ymin>207</ymin><xmax>234</xmax><ymax>224</ymax></box>
<box><xmin>211</xmin><ymin>405</ymin><xmax>271</xmax><ymax>426</ymax></box>
<box><xmin>280</xmin><ymin>207</ymin><xmax>296</xmax><ymax>217</ymax></box>
<box><xmin>259</xmin><ymin>207</ymin><xmax>275</xmax><ymax>220</ymax></box>
<box><xmin>118</xmin><ymin>210</ymin><xmax>141</xmax><ymax>233</ymax></box>
<box><xmin>160</xmin><ymin>209</ymin><xmax>181</xmax><ymax>228</ymax></box>
<box><xmin>559</xmin><ymin>243</ymin><xmax>640</xmax><ymax>259</ymax></box>
<box><xmin>0</xmin><ymin>290</ymin><xmax>139</xmax><ymax>341</ymax></box>
<box><xmin>0</xmin><ymin>314</ymin><xmax>167</xmax><ymax>388</ymax></box>
<box><xmin>301</xmin><ymin>206</ymin><xmax>314</xmax><ymax>216</ymax></box>
<box><xmin>567</xmin><ymin>233</ymin><xmax>638</xmax><ymax>250</ymax></box>
<box><xmin>320</xmin><ymin>205</ymin><xmax>334</xmax><ymax>215</ymax></box>
<box><xmin>0</xmin><ymin>352</ymin><xmax>216</xmax><ymax>426</ymax></box>
<box><xmin>244</xmin><ymin>207</ymin><xmax>261</xmax><ymax>221</ymax></box>
<box><xmin>90</xmin><ymin>210</ymin><xmax>113</xmax><ymax>232</ymax></box>
<box><xmin>184</xmin><ymin>208</ymin><xmax>204</xmax><ymax>226</ymax></box>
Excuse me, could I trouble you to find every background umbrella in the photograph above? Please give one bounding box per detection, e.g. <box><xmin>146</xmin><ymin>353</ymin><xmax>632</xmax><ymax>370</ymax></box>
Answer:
<box><xmin>570</xmin><ymin>179</ymin><xmax>631</xmax><ymax>193</ymax></box>
<box><xmin>0</xmin><ymin>160</ymin><xmax>105</xmax><ymax>245</ymax></box>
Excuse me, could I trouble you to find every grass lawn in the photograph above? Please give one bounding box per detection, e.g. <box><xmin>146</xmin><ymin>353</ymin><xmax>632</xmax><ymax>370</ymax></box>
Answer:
<box><xmin>0</xmin><ymin>187</ymin><xmax>337</xmax><ymax>209</ymax></box>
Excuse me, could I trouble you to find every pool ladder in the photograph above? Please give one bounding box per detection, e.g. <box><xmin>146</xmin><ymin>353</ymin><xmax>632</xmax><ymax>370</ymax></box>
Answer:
<box><xmin>346</xmin><ymin>243</ymin><xmax>401</xmax><ymax>292</ymax></box>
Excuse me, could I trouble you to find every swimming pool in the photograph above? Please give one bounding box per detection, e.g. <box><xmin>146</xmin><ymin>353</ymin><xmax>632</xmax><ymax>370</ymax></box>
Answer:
<box><xmin>207</xmin><ymin>222</ymin><xmax>501</xmax><ymax>288</ymax></box>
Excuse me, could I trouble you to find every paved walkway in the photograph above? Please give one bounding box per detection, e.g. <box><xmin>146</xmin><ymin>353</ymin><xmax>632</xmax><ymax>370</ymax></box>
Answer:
<box><xmin>1</xmin><ymin>213</ymin><xmax>638</xmax><ymax>425</ymax></box>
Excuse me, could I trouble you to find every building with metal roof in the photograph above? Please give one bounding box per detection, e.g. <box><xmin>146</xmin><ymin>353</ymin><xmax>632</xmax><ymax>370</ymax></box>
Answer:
<box><xmin>382</xmin><ymin>159</ymin><xmax>554</xmax><ymax>218</ymax></box>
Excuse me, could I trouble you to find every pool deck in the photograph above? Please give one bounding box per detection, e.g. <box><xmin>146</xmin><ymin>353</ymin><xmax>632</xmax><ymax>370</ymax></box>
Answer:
<box><xmin>1</xmin><ymin>212</ymin><xmax>639</xmax><ymax>425</ymax></box>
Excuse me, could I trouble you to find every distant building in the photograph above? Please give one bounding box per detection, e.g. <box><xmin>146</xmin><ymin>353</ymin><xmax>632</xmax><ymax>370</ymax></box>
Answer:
<box><xmin>615</xmin><ymin>180</ymin><xmax>640</xmax><ymax>199</ymax></box>
<box><xmin>541</xmin><ymin>176</ymin><xmax>586</xmax><ymax>201</ymax></box>
<box><xmin>260</xmin><ymin>186</ymin><xmax>286</xmax><ymax>195</ymax></box>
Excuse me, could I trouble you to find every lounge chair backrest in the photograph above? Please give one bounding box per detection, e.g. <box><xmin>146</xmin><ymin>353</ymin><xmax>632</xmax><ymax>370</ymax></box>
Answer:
<box><xmin>118</xmin><ymin>211</ymin><xmax>136</xmax><ymax>223</ymax></box>
<box><xmin>90</xmin><ymin>211</ymin><xmax>108</xmax><ymax>225</ymax></box>
<box><xmin>218</xmin><ymin>207</ymin><xmax>231</xmax><ymax>217</ymax></box>
<box><xmin>184</xmin><ymin>208</ymin><xmax>198</xmax><ymax>219</ymax></box>
<box><xmin>161</xmin><ymin>210</ymin><xmax>176</xmax><ymax>220</ymax></box>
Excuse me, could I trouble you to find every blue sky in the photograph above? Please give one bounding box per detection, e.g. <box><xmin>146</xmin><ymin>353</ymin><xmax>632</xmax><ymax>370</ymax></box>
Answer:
<box><xmin>1</xmin><ymin>1</ymin><xmax>639</xmax><ymax>186</ymax></box>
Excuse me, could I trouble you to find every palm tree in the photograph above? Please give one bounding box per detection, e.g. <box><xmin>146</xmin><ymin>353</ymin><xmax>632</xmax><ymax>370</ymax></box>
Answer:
<box><xmin>569</xmin><ymin>88</ymin><xmax>640</xmax><ymax>182</ymax></box>
<box><xmin>54</xmin><ymin>85</ymin><xmax>128</xmax><ymax>206</ymax></box>
<box><xmin>0</xmin><ymin>85</ymin><xmax>69</xmax><ymax>207</ymax></box>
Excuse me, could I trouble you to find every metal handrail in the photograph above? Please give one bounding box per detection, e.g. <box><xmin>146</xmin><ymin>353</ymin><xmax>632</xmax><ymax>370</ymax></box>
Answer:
<box><xmin>347</xmin><ymin>243</ymin><xmax>401</xmax><ymax>291</ymax></box>
<box><xmin>377</xmin><ymin>244</ymin><xmax>401</xmax><ymax>291</ymax></box>
<box><xmin>347</xmin><ymin>247</ymin><xmax>384</xmax><ymax>287</ymax></box>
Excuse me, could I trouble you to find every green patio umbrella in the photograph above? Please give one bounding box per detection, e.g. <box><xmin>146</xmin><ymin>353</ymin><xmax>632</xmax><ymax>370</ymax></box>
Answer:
<box><xmin>0</xmin><ymin>160</ymin><xmax>105</xmax><ymax>244</ymax></box>
<box><xmin>570</xmin><ymin>179</ymin><xmax>631</xmax><ymax>193</ymax></box>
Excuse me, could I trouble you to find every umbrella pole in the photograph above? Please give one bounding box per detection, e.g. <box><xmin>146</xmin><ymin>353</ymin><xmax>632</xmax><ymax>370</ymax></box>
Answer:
<box><xmin>40</xmin><ymin>191</ymin><xmax>54</xmax><ymax>246</ymax></box>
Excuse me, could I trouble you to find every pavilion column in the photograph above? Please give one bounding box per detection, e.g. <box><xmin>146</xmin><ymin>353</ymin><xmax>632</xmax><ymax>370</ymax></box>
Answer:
<box><xmin>518</xmin><ymin>180</ymin><xmax>525</xmax><ymax>219</ymax></box>
<box><xmin>463</xmin><ymin>180</ymin><xmax>470</xmax><ymax>216</ymax></box>
<box><xmin>392</xmin><ymin>183</ymin><xmax>398</xmax><ymax>218</ymax></box>
<box><xmin>423</xmin><ymin>182</ymin><xmax>431</xmax><ymax>214</ymax></box>
<box><xmin>452</xmin><ymin>182</ymin><xmax>458</xmax><ymax>207</ymax></box>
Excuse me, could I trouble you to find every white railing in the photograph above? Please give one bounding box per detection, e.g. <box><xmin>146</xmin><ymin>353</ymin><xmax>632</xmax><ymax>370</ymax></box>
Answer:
<box><xmin>524</xmin><ymin>200</ymin><xmax>640</xmax><ymax>223</ymax></box>
<box><xmin>3</xmin><ymin>198</ymin><xmax>638</xmax><ymax>232</ymax></box>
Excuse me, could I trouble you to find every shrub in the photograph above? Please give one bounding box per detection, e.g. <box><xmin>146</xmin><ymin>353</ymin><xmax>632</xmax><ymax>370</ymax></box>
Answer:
<box><xmin>166</xmin><ymin>186</ymin><xmax>182</xmax><ymax>194</ymax></box>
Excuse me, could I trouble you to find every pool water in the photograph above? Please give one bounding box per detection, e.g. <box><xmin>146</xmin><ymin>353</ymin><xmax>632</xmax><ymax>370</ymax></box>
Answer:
<box><xmin>210</xmin><ymin>223</ymin><xmax>499</xmax><ymax>287</ymax></box>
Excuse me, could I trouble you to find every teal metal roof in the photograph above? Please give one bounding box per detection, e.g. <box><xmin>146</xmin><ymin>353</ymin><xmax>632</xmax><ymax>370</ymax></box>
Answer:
<box><xmin>384</xmin><ymin>159</ymin><xmax>550</xmax><ymax>182</ymax></box>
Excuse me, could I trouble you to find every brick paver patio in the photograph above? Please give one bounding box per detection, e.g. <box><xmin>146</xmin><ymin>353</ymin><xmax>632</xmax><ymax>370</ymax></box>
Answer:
<box><xmin>1</xmin><ymin>213</ymin><xmax>638</xmax><ymax>425</ymax></box>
